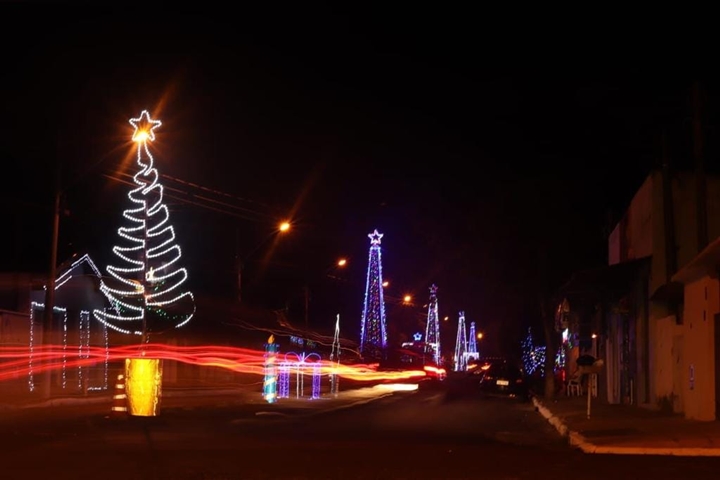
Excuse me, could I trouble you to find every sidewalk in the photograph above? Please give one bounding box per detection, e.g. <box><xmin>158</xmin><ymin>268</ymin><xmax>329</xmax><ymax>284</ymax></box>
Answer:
<box><xmin>533</xmin><ymin>393</ymin><xmax>720</xmax><ymax>456</ymax></box>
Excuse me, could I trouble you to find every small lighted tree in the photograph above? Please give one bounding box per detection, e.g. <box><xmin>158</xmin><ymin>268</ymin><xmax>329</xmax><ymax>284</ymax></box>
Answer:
<box><xmin>93</xmin><ymin>110</ymin><xmax>195</xmax><ymax>342</ymax></box>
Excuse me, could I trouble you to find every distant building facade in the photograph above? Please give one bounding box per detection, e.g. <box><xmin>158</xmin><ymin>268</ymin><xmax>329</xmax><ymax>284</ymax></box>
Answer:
<box><xmin>560</xmin><ymin>169</ymin><xmax>720</xmax><ymax>420</ymax></box>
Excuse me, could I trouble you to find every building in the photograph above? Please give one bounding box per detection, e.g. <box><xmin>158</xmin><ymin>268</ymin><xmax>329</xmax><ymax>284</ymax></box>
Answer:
<box><xmin>557</xmin><ymin>168</ymin><xmax>720</xmax><ymax>420</ymax></box>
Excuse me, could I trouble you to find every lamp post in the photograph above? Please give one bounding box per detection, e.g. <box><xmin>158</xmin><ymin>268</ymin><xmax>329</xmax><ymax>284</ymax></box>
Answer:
<box><xmin>301</xmin><ymin>257</ymin><xmax>348</xmax><ymax>351</ymax></box>
<box><xmin>236</xmin><ymin>221</ymin><xmax>291</xmax><ymax>303</ymax></box>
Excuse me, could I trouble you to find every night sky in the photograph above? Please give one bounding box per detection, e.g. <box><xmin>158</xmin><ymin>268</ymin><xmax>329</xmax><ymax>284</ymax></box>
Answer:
<box><xmin>1</xmin><ymin>6</ymin><xmax>716</xmax><ymax>354</ymax></box>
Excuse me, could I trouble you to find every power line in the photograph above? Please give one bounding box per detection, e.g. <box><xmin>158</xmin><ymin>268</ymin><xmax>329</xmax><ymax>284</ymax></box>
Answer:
<box><xmin>102</xmin><ymin>172</ymin><xmax>280</xmax><ymax>224</ymax></box>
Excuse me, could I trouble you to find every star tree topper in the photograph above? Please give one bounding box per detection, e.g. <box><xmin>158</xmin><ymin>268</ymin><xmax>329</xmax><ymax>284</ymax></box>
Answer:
<box><xmin>129</xmin><ymin>110</ymin><xmax>162</xmax><ymax>143</ymax></box>
<box><xmin>368</xmin><ymin>229</ymin><xmax>383</xmax><ymax>245</ymax></box>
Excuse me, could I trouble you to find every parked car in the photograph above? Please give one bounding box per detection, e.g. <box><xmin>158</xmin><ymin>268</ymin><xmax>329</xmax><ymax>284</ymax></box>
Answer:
<box><xmin>474</xmin><ymin>359</ymin><xmax>529</xmax><ymax>401</ymax></box>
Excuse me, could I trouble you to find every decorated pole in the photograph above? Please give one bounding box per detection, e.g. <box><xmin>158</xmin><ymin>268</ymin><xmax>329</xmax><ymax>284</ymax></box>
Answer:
<box><xmin>263</xmin><ymin>335</ymin><xmax>278</xmax><ymax>403</ymax></box>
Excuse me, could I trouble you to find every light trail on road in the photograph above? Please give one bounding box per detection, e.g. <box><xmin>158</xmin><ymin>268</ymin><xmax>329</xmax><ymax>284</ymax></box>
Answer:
<box><xmin>0</xmin><ymin>344</ymin><xmax>426</xmax><ymax>383</ymax></box>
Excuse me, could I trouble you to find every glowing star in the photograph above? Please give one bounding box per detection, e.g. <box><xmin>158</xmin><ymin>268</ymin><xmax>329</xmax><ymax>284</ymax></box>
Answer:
<box><xmin>413</xmin><ymin>332</ymin><xmax>423</xmax><ymax>342</ymax></box>
<box><xmin>129</xmin><ymin>110</ymin><xmax>162</xmax><ymax>143</ymax></box>
<box><xmin>368</xmin><ymin>229</ymin><xmax>383</xmax><ymax>245</ymax></box>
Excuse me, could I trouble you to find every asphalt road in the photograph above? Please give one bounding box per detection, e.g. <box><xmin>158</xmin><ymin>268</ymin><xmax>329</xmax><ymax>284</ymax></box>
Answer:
<box><xmin>3</xmin><ymin>381</ymin><xmax>720</xmax><ymax>479</ymax></box>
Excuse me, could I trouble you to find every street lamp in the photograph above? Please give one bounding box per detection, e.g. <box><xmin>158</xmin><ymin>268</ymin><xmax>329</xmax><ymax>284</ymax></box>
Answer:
<box><xmin>236</xmin><ymin>220</ymin><xmax>292</xmax><ymax>303</ymax></box>
<box><xmin>303</xmin><ymin>257</ymin><xmax>349</xmax><ymax>336</ymax></box>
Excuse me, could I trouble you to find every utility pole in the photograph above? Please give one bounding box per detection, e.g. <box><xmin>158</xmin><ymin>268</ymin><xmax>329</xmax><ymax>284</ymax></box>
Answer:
<box><xmin>661</xmin><ymin>131</ymin><xmax>677</xmax><ymax>283</ymax></box>
<box><xmin>41</xmin><ymin>169</ymin><xmax>61</xmax><ymax>398</ymax></box>
<box><xmin>304</xmin><ymin>284</ymin><xmax>310</xmax><ymax>351</ymax></box>
<box><xmin>693</xmin><ymin>81</ymin><xmax>708</xmax><ymax>253</ymax></box>
<box><xmin>43</xmin><ymin>189</ymin><xmax>61</xmax><ymax>332</ymax></box>
<box><xmin>236</xmin><ymin>227</ymin><xmax>243</xmax><ymax>303</ymax></box>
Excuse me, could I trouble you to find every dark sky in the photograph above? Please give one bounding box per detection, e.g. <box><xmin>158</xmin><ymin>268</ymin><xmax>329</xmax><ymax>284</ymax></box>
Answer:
<box><xmin>1</xmin><ymin>6</ymin><xmax>716</xmax><ymax>353</ymax></box>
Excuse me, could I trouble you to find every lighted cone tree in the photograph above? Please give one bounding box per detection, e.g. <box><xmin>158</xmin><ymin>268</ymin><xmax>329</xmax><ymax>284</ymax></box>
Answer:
<box><xmin>359</xmin><ymin>229</ymin><xmax>388</xmax><ymax>360</ymax></box>
<box><xmin>93</xmin><ymin>110</ymin><xmax>196</xmax><ymax>343</ymax></box>
<box><xmin>453</xmin><ymin>311</ymin><xmax>467</xmax><ymax>372</ymax></box>
<box><xmin>425</xmin><ymin>284</ymin><xmax>441</xmax><ymax>365</ymax></box>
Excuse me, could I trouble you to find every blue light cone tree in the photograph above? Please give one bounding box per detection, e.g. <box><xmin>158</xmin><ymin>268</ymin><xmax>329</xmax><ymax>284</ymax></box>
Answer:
<box><xmin>359</xmin><ymin>229</ymin><xmax>388</xmax><ymax>360</ymax></box>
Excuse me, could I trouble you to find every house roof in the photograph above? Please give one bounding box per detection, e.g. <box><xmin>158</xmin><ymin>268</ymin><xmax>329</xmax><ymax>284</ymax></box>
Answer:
<box><xmin>672</xmin><ymin>236</ymin><xmax>720</xmax><ymax>284</ymax></box>
<box><xmin>54</xmin><ymin>253</ymin><xmax>102</xmax><ymax>290</ymax></box>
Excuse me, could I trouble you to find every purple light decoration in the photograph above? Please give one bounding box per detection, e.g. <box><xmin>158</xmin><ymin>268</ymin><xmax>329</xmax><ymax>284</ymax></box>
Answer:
<box><xmin>278</xmin><ymin>363</ymin><xmax>290</xmax><ymax>399</ymax></box>
<box><xmin>359</xmin><ymin>229</ymin><xmax>388</xmax><ymax>359</ymax></box>
<box><xmin>312</xmin><ymin>363</ymin><xmax>321</xmax><ymax>400</ymax></box>
<box><xmin>284</xmin><ymin>351</ymin><xmax>322</xmax><ymax>399</ymax></box>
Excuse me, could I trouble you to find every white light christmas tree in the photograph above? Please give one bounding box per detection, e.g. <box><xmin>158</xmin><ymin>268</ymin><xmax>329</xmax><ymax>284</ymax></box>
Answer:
<box><xmin>93</xmin><ymin>110</ymin><xmax>195</xmax><ymax>341</ymax></box>
<box><xmin>453</xmin><ymin>311</ymin><xmax>467</xmax><ymax>372</ymax></box>
<box><xmin>330</xmin><ymin>314</ymin><xmax>341</xmax><ymax>396</ymax></box>
<box><xmin>467</xmin><ymin>321</ymin><xmax>479</xmax><ymax>362</ymax></box>
<box><xmin>425</xmin><ymin>284</ymin><xmax>441</xmax><ymax>365</ymax></box>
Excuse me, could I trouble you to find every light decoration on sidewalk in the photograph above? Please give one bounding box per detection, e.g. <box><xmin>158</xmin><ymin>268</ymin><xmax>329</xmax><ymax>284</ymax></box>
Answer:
<box><xmin>124</xmin><ymin>357</ymin><xmax>163</xmax><ymax>416</ymax></box>
<box><xmin>262</xmin><ymin>335</ymin><xmax>278</xmax><ymax>403</ymax></box>
<box><xmin>28</xmin><ymin>302</ymin><xmax>67</xmax><ymax>391</ymax></box>
<box><xmin>278</xmin><ymin>362</ymin><xmax>290</xmax><ymax>399</ymax></box>
<box><xmin>277</xmin><ymin>351</ymin><xmax>322</xmax><ymax>399</ymax></box>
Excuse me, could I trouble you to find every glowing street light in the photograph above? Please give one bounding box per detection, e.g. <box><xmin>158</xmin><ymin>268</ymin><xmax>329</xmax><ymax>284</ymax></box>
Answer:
<box><xmin>337</xmin><ymin>258</ymin><xmax>347</xmax><ymax>267</ymax></box>
<box><xmin>477</xmin><ymin>332</ymin><xmax>484</xmax><ymax>340</ymax></box>
<box><xmin>237</xmin><ymin>220</ymin><xmax>292</xmax><ymax>302</ymax></box>
<box><xmin>403</xmin><ymin>294</ymin><xmax>412</xmax><ymax>304</ymax></box>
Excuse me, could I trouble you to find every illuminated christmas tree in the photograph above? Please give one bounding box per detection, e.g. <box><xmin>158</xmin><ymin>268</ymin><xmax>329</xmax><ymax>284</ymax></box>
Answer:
<box><xmin>467</xmin><ymin>321</ymin><xmax>479</xmax><ymax>362</ymax></box>
<box><xmin>521</xmin><ymin>327</ymin><xmax>536</xmax><ymax>374</ymax></box>
<box><xmin>359</xmin><ymin>229</ymin><xmax>387</xmax><ymax>360</ymax></box>
<box><xmin>330</xmin><ymin>314</ymin><xmax>341</xmax><ymax>396</ymax></box>
<box><xmin>453</xmin><ymin>311</ymin><xmax>467</xmax><ymax>372</ymax></box>
<box><xmin>93</xmin><ymin>110</ymin><xmax>195</xmax><ymax>342</ymax></box>
<box><xmin>425</xmin><ymin>284</ymin><xmax>441</xmax><ymax>365</ymax></box>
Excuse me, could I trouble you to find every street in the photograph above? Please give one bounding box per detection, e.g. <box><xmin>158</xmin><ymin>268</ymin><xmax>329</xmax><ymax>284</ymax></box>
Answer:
<box><xmin>3</xmin><ymin>380</ymin><xmax>720</xmax><ymax>479</ymax></box>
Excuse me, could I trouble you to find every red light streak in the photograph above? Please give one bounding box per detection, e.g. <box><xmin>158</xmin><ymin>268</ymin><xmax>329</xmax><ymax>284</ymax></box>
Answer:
<box><xmin>0</xmin><ymin>344</ymin><xmax>426</xmax><ymax>383</ymax></box>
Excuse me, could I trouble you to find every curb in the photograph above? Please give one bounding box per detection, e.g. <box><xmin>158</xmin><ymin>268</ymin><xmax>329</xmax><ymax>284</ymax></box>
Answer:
<box><xmin>531</xmin><ymin>396</ymin><xmax>720</xmax><ymax>457</ymax></box>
